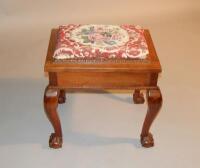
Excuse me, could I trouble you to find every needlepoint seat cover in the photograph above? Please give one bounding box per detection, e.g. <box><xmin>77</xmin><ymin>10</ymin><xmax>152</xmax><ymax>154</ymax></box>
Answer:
<box><xmin>53</xmin><ymin>24</ymin><xmax>149</xmax><ymax>60</ymax></box>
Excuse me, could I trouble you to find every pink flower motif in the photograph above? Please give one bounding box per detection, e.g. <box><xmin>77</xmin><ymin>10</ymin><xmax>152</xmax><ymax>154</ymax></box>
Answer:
<box><xmin>84</xmin><ymin>51</ymin><xmax>90</xmax><ymax>57</ymax></box>
<box><xmin>111</xmin><ymin>34</ymin><xmax>120</xmax><ymax>40</ymax></box>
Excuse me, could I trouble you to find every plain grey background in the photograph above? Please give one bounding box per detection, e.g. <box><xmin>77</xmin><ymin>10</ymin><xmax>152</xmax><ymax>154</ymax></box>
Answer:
<box><xmin>0</xmin><ymin>0</ymin><xmax>200</xmax><ymax>168</ymax></box>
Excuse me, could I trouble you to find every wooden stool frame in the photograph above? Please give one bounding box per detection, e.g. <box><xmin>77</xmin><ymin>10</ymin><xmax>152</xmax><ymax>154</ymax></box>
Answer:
<box><xmin>44</xmin><ymin>29</ymin><xmax>163</xmax><ymax>149</ymax></box>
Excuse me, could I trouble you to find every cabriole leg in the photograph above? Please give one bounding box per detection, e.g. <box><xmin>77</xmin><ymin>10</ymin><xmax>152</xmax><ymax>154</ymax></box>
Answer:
<box><xmin>44</xmin><ymin>86</ymin><xmax>62</xmax><ymax>148</ymax></box>
<box><xmin>140</xmin><ymin>87</ymin><xmax>162</xmax><ymax>147</ymax></box>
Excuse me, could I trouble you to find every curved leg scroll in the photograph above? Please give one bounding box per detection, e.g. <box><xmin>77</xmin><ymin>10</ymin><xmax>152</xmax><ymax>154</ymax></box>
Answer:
<box><xmin>44</xmin><ymin>87</ymin><xmax>62</xmax><ymax>148</ymax></box>
<box><xmin>133</xmin><ymin>89</ymin><xmax>145</xmax><ymax>104</ymax></box>
<box><xmin>140</xmin><ymin>87</ymin><xmax>162</xmax><ymax>147</ymax></box>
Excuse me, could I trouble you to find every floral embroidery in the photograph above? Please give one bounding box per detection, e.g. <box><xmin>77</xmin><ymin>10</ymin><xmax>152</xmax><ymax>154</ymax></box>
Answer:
<box><xmin>53</xmin><ymin>24</ymin><xmax>149</xmax><ymax>60</ymax></box>
<box><xmin>70</xmin><ymin>25</ymin><xmax>129</xmax><ymax>51</ymax></box>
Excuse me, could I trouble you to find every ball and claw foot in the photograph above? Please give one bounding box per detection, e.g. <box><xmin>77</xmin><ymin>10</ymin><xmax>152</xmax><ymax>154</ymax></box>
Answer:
<box><xmin>133</xmin><ymin>91</ymin><xmax>145</xmax><ymax>104</ymax></box>
<box><xmin>49</xmin><ymin>133</ymin><xmax>63</xmax><ymax>149</ymax></box>
<box><xmin>141</xmin><ymin>133</ymin><xmax>154</xmax><ymax>148</ymax></box>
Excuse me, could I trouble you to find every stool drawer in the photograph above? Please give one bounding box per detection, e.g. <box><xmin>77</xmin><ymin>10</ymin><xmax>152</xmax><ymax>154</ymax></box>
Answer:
<box><xmin>54</xmin><ymin>72</ymin><xmax>152</xmax><ymax>89</ymax></box>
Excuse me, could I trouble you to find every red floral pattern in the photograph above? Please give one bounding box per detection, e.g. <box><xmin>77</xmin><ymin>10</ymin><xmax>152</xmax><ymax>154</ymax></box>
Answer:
<box><xmin>53</xmin><ymin>24</ymin><xmax>149</xmax><ymax>60</ymax></box>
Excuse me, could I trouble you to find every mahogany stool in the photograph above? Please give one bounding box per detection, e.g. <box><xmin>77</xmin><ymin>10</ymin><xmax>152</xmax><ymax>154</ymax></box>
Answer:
<box><xmin>44</xmin><ymin>24</ymin><xmax>162</xmax><ymax>149</ymax></box>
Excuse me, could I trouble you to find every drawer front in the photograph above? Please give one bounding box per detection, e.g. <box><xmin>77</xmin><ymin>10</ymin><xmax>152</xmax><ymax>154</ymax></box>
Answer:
<box><xmin>55</xmin><ymin>72</ymin><xmax>152</xmax><ymax>89</ymax></box>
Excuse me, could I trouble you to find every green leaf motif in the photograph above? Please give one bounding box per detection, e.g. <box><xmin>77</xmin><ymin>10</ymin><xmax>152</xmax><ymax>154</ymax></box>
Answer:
<box><xmin>82</xmin><ymin>36</ymin><xmax>90</xmax><ymax>43</ymax></box>
<box><xmin>81</xmin><ymin>29</ymin><xmax>90</xmax><ymax>35</ymax></box>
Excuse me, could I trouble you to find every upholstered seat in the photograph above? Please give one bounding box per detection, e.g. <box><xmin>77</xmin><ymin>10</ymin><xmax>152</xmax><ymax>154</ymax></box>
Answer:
<box><xmin>53</xmin><ymin>24</ymin><xmax>149</xmax><ymax>60</ymax></box>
